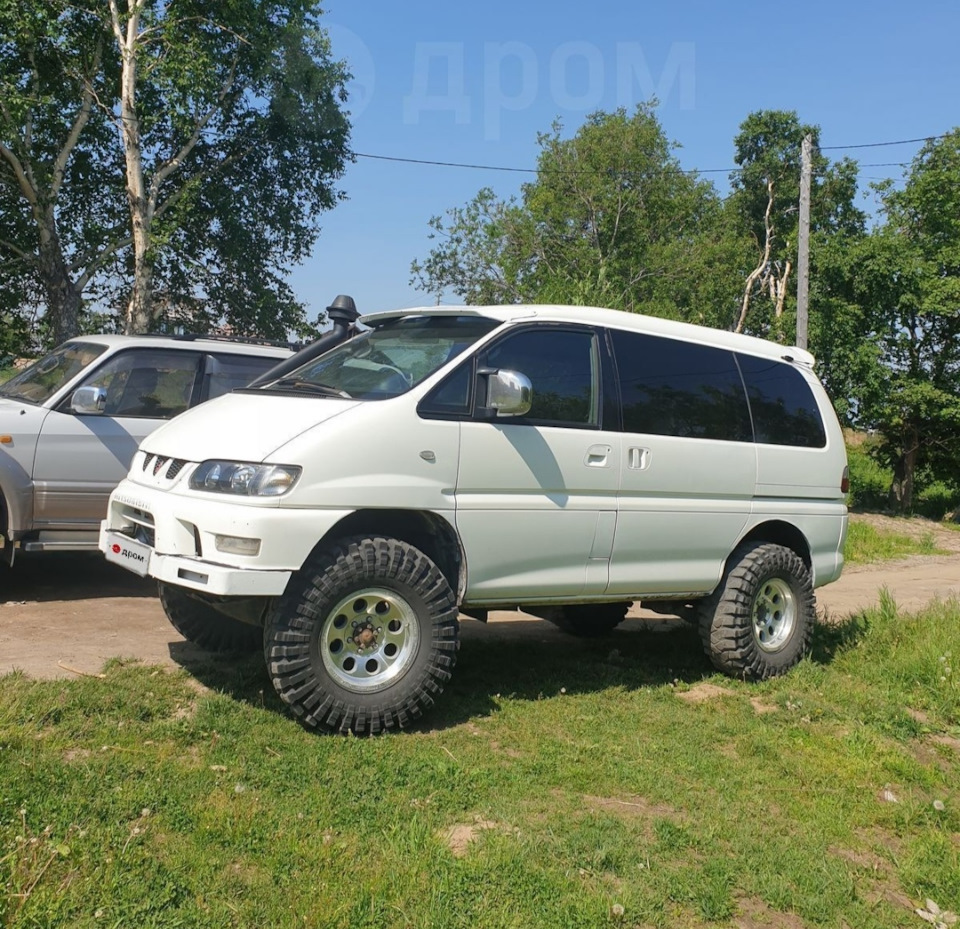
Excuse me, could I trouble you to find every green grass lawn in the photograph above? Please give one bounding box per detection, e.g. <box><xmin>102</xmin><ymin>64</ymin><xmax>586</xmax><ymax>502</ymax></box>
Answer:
<box><xmin>2</xmin><ymin>593</ymin><xmax>958</xmax><ymax>928</ymax></box>
<box><xmin>844</xmin><ymin>519</ymin><xmax>945</xmax><ymax>565</ymax></box>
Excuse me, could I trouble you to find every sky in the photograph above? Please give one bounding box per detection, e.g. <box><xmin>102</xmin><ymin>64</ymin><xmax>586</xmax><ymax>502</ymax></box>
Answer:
<box><xmin>291</xmin><ymin>0</ymin><xmax>960</xmax><ymax>323</ymax></box>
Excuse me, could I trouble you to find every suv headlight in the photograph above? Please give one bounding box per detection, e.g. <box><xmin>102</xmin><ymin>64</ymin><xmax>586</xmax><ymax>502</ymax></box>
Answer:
<box><xmin>190</xmin><ymin>461</ymin><xmax>301</xmax><ymax>497</ymax></box>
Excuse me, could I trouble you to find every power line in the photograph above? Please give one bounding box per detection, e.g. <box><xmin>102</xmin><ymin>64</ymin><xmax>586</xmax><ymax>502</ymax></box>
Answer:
<box><xmin>820</xmin><ymin>133</ymin><xmax>949</xmax><ymax>151</ymax></box>
<box><xmin>350</xmin><ymin>130</ymin><xmax>948</xmax><ymax>179</ymax></box>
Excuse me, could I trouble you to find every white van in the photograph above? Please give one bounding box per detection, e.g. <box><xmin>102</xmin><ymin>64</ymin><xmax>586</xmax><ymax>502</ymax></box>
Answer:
<box><xmin>100</xmin><ymin>303</ymin><xmax>848</xmax><ymax>734</ymax></box>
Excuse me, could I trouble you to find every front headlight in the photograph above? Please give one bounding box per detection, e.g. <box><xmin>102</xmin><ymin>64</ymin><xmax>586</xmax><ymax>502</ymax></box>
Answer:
<box><xmin>189</xmin><ymin>461</ymin><xmax>301</xmax><ymax>497</ymax></box>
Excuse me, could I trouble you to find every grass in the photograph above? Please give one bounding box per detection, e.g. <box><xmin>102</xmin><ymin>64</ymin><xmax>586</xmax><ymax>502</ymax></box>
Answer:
<box><xmin>1</xmin><ymin>595</ymin><xmax>958</xmax><ymax>928</ymax></box>
<box><xmin>844</xmin><ymin>519</ymin><xmax>945</xmax><ymax>565</ymax></box>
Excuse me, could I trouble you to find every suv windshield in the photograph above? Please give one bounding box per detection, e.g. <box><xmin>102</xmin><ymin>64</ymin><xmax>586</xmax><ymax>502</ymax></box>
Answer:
<box><xmin>260</xmin><ymin>315</ymin><xmax>499</xmax><ymax>400</ymax></box>
<box><xmin>0</xmin><ymin>341</ymin><xmax>107</xmax><ymax>405</ymax></box>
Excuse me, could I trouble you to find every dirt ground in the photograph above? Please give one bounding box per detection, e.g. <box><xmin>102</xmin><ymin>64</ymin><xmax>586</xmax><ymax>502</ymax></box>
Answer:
<box><xmin>2</xmin><ymin>515</ymin><xmax>959</xmax><ymax>680</ymax></box>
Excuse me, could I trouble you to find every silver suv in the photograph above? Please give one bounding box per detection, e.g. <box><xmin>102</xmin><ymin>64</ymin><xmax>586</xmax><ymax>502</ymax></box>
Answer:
<box><xmin>0</xmin><ymin>334</ymin><xmax>291</xmax><ymax>563</ymax></box>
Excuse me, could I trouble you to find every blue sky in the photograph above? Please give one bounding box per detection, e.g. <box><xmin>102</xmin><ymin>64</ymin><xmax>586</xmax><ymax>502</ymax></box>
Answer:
<box><xmin>293</xmin><ymin>0</ymin><xmax>960</xmax><ymax>323</ymax></box>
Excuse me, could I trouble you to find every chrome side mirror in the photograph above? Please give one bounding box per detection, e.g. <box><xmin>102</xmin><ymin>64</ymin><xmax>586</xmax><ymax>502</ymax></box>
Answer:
<box><xmin>486</xmin><ymin>369</ymin><xmax>532</xmax><ymax>417</ymax></box>
<box><xmin>71</xmin><ymin>385</ymin><xmax>106</xmax><ymax>414</ymax></box>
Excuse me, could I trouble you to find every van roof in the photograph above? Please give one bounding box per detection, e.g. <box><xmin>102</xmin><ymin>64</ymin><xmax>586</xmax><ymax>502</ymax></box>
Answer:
<box><xmin>64</xmin><ymin>333</ymin><xmax>293</xmax><ymax>358</ymax></box>
<box><xmin>359</xmin><ymin>304</ymin><xmax>816</xmax><ymax>367</ymax></box>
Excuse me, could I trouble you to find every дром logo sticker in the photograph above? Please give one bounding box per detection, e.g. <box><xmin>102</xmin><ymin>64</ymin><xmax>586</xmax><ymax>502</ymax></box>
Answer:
<box><xmin>112</xmin><ymin>544</ymin><xmax>121</xmax><ymax>553</ymax></box>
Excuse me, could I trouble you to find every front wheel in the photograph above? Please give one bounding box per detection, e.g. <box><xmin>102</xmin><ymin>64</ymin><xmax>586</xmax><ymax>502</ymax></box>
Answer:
<box><xmin>265</xmin><ymin>536</ymin><xmax>459</xmax><ymax>735</ymax></box>
<box><xmin>159</xmin><ymin>583</ymin><xmax>263</xmax><ymax>653</ymax></box>
<box><xmin>699</xmin><ymin>543</ymin><xmax>815</xmax><ymax>680</ymax></box>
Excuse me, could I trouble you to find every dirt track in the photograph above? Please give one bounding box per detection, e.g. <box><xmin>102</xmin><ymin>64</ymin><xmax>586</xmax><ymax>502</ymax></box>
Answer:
<box><xmin>2</xmin><ymin>523</ymin><xmax>959</xmax><ymax>680</ymax></box>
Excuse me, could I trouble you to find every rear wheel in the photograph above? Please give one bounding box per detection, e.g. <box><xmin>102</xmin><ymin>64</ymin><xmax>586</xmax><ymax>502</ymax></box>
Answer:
<box><xmin>159</xmin><ymin>582</ymin><xmax>263</xmax><ymax>653</ymax></box>
<box><xmin>265</xmin><ymin>536</ymin><xmax>459</xmax><ymax>735</ymax></box>
<box><xmin>699</xmin><ymin>543</ymin><xmax>815</xmax><ymax>680</ymax></box>
<box><xmin>548</xmin><ymin>602</ymin><xmax>631</xmax><ymax>638</ymax></box>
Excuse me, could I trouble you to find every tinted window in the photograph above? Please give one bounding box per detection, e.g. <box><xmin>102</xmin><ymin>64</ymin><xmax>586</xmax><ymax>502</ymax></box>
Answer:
<box><xmin>611</xmin><ymin>330</ymin><xmax>752</xmax><ymax>442</ymax></box>
<box><xmin>736</xmin><ymin>354</ymin><xmax>826</xmax><ymax>448</ymax></box>
<box><xmin>203</xmin><ymin>353</ymin><xmax>282</xmax><ymax>402</ymax></box>
<box><xmin>78</xmin><ymin>349</ymin><xmax>201</xmax><ymax>419</ymax></box>
<box><xmin>483</xmin><ymin>328</ymin><xmax>597</xmax><ymax>426</ymax></box>
<box><xmin>419</xmin><ymin>363</ymin><xmax>473</xmax><ymax>416</ymax></box>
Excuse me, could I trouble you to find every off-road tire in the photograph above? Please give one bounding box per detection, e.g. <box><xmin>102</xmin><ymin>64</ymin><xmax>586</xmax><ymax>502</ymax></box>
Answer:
<box><xmin>699</xmin><ymin>542</ymin><xmax>815</xmax><ymax>680</ymax></box>
<box><xmin>550</xmin><ymin>602</ymin><xmax>631</xmax><ymax>638</ymax></box>
<box><xmin>265</xmin><ymin>536</ymin><xmax>459</xmax><ymax>735</ymax></box>
<box><xmin>159</xmin><ymin>582</ymin><xmax>263</xmax><ymax>653</ymax></box>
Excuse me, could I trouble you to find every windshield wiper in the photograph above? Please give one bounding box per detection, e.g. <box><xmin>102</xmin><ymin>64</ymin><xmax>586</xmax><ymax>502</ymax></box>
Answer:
<box><xmin>272</xmin><ymin>378</ymin><xmax>352</xmax><ymax>399</ymax></box>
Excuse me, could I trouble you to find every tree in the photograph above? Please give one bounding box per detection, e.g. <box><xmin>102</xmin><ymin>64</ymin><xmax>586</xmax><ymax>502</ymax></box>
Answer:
<box><xmin>847</xmin><ymin>131</ymin><xmax>960</xmax><ymax>510</ymax></box>
<box><xmin>0</xmin><ymin>0</ymin><xmax>124</xmax><ymax>345</ymax></box>
<box><xmin>412</xmin><ymin>106</ymin><xmax>730</xmax><ymax>320</ymax></box>
<box><xmin>729</xmin><ymin>110</ymin><xmax>864</xmax><ymax>341</ymax></box>
<box><xmin>0</xmin><ymin>0</ymin><xmax>350</xmax><ymax>343</ymax></box>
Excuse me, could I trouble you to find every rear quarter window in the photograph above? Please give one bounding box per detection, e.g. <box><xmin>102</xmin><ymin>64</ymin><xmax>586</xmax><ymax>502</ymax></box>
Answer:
<box><xmin>610</xmin><ymin>330</ymin><xmax>752</xmax><ymax>442</ymax></box>
<box><xmin>736</xmin><ymin>354</ymin><xmax>827</xmax><ymax>448</ymax></box>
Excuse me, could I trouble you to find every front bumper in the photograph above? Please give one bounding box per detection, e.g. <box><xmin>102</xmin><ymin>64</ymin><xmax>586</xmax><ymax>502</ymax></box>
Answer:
<box><xmin>100</xmin><ymin>479</ymin><xmax>351</xmax><ymax>597</ymax></box>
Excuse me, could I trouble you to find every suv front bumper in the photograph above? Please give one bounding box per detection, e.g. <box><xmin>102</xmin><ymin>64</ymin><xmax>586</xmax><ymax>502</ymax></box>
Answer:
<box><xmin>100</xmin><ymin>479</ymin><xmax>350</xmax><ymax>597</ymax></box>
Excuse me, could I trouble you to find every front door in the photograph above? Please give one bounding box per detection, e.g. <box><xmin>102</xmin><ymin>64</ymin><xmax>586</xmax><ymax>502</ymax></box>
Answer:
<box><xmin>33</xmin><ymin>348</ymin><xmax>201</xmax><ymax>530</ymax></box>
<box><xmin>454</xmin><ymin>326</ymin><xmax>620</xmax><ymax>603</ymax></box>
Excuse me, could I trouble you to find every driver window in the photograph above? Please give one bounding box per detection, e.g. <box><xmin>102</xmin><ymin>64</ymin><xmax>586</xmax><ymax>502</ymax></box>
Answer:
<box><xmin>482</xmin><ymin>328</ymin><xmax>598</xmax><ymax>427</ymax></box>
<box><xmin>75</xmin><ymin>350</ymin><xmax>201</xmax><ymax>418</ymax></box>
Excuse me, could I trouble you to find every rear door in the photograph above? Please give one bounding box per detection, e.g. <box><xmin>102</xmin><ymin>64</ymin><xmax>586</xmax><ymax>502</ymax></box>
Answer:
<box><xmin>605</xmin><ymin>330</ymin><xmax>757</xmax><ymax>596</ymax></box>
<box><xmin>452</xmin><ymin>325</ymin><xmax>620</xmax><ymax>601</ymax></box>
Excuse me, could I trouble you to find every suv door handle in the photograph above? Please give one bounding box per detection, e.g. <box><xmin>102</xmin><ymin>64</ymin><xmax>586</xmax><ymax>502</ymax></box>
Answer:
<box><xmin>627</xmin><ymin>446</ymin><xmax>650</xmax><ymax>470</ymax></box>
<box><xmin>585</xmin><ymin>444</ymin><xmax>611</xmax><ymax>467</ymax></box>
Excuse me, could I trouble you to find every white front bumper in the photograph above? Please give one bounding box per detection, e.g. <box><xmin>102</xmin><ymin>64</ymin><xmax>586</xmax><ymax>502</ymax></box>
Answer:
<box><xmin>100</xmin><ymin>479</ymin><xmax>352</xmax><ymax>597</ymax></box>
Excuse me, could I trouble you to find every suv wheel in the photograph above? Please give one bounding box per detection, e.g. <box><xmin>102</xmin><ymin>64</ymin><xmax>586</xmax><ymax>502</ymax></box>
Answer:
<box><xmin>699</xmin><ymin>542</ymin><xmax>815</xmax><ymax>680</ymax></box>
<box><xmin>159</xmin><ymin>582</ymin><xmax>263</xmax><ymax>653</ymax></box>
<box><xmin>265</xmin><ymin>536</ymin><xmax>459</xmax><ymax>735</ymax></box>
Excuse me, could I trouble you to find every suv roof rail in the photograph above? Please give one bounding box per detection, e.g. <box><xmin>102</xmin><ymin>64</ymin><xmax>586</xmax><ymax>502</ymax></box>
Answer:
<box><xmin>139</xmin><ymin>332</ymin><xmax>298</xmax><ymax>350</ymax></box>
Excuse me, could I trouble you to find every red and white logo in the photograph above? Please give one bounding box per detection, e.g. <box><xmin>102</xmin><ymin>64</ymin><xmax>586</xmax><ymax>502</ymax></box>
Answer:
<box><xmin>111</xmin><ymin>544</ymin><xmax>121</xmax><ymax>554</ymax></box>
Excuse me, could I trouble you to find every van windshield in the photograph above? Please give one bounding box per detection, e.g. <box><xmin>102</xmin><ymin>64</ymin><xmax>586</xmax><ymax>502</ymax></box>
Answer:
<box><xmin>0</xmin><ymin>341</ymin><xmax>108</xmax><ymax>405</ymax></box>
<box><xmin>258</xmin><ymin>315</ymin><xmax>499</xmax><ymax>400</ymax></box>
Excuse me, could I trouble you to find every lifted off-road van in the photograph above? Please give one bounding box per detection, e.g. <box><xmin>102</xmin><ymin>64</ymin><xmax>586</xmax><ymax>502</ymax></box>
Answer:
<box><xmin>100</xmin><ymin>303</ymin><xmax>848</xmax><ymax>734</ymax></box>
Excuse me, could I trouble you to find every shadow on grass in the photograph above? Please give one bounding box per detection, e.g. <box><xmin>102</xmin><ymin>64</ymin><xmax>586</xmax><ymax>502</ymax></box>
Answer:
<box><xmin>167</xmin><ymin>611</ymin><xmax>875</xmax><ymax>734</ymax></box>
<box><xmin>810</xmin><ymin>612</ymin><xmax>870</xmax><ymax>666</ymax></box>
<box><xmin>169</xmin><ymin>617</ymin><xmax>712</xmax><ymax>732</ymax></box>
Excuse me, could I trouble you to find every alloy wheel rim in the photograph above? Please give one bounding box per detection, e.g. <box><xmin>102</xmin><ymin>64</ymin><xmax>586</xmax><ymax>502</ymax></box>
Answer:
<box><xmin>320</xmin><ymin>587</ymin><xmax>420</xmax><ymax>693</ymax></box>
<box><xmin>752</xmin><ymin>577</ymin><xmax>796</xmax><ymax>652</ymax></box>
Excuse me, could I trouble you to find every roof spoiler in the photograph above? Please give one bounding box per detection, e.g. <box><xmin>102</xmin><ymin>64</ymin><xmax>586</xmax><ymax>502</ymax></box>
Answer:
<box><xmin>247</xmin><ymin>295</ymin><xmax>361</xmax><ymax>387</ymax></box>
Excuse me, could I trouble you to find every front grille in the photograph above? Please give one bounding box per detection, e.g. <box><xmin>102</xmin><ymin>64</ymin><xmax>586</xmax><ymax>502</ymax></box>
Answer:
<box><xmin>141</xmin><ymin>452</ymin><xmax>189</xmax><ymax>483</ymax></box>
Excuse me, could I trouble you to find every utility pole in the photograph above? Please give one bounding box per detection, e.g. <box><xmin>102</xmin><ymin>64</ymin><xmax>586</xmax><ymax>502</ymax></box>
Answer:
<box><xmin>796</xmin><ymin>133</ymin><xmax>813</xmax><ymax>350</ymax></box>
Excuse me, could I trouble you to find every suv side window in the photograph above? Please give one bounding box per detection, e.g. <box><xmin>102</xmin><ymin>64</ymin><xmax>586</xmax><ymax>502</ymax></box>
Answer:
<box><xmin>201</xmin><ymin>352</ymin><xmax>282</xmax><ymax>403</ymax></box>
<box><xmin>610</xmin><ymin>330</ymin><xmax>752</xmax><ymax>441</ymax></box>
<box><xmin>482</xmin><ymin>328</ymin><xmax>599</xmax><ymax>427</ymax></box>
<box><xmin>72</xmin><ymin>349</ymin><xmax>202</xmax><ymax>419</ymax></box>
<box><xmin>736</xmin><ymin>354</ymin><xmax>827</xmax><ymax>448</ymax></box>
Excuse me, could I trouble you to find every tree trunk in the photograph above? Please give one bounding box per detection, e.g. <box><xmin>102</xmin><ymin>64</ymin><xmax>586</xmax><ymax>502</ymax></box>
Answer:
<box><xmin>112</xmin><ymin>0</ymin><xmax>155</xmax><ymax>334</ymax></box>
<box><xmin>37</xmin><ymin>212</ymin><xmax>81</xmax><ymax>344</ymax></box>
<box><xmin>888</xmin><ymin>426</ymin><xmax>920</xmax><ymax>513</ymax></box>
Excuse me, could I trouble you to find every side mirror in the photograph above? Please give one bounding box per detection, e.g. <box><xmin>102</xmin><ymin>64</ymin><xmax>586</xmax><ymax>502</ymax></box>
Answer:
<box><xmin>71</xmin><ymin>385</ymin><xmax>106</xmax><ymax>415</ymax></box>
<box><xmin>485</xmin><ymin>369</ymin><xmax>532</xmax><ymax>417</ymax></box>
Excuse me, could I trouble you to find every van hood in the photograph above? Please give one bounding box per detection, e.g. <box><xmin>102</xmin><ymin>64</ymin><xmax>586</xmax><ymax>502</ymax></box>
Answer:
<box><xmin>141</xmin><ymin>390</ymin><xmax>359</xmax><ymax>463</ymax></box>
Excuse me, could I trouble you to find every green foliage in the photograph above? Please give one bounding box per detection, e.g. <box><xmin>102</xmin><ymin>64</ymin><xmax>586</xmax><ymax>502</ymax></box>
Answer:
<box><xmin>846</xmin><ymin>131</ymin><xmax>960</xmax><ymax>511</ymax></box>
<box><xmin>846</xmin><ymin>438</ymin><xmax>892</xmax><ymax>510</ymax></box>
<box><xmin>412</xmin><ymin>105</ymin><xmax>743</xmax><ymax>326</ymax></box>
<box><xmin>0</xmin><ymin>0</ymin><xmax>350</xmax><ymax>341</ymax></box>
<box><xmin>1</xmin><ymin>597</ymin><xmax>959</xmax><ymax>927</ymax></box>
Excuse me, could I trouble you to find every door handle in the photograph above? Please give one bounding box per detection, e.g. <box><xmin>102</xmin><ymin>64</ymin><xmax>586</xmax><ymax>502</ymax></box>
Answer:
<box><xmin>585</xmin><ymin>444</ymin><xmax>611</xmax><ymax>467</ymax></box>
<box><xmin>628</xmin><ymin>447</ymin><xmax>650</xmax><ymax>470</ymax></box>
